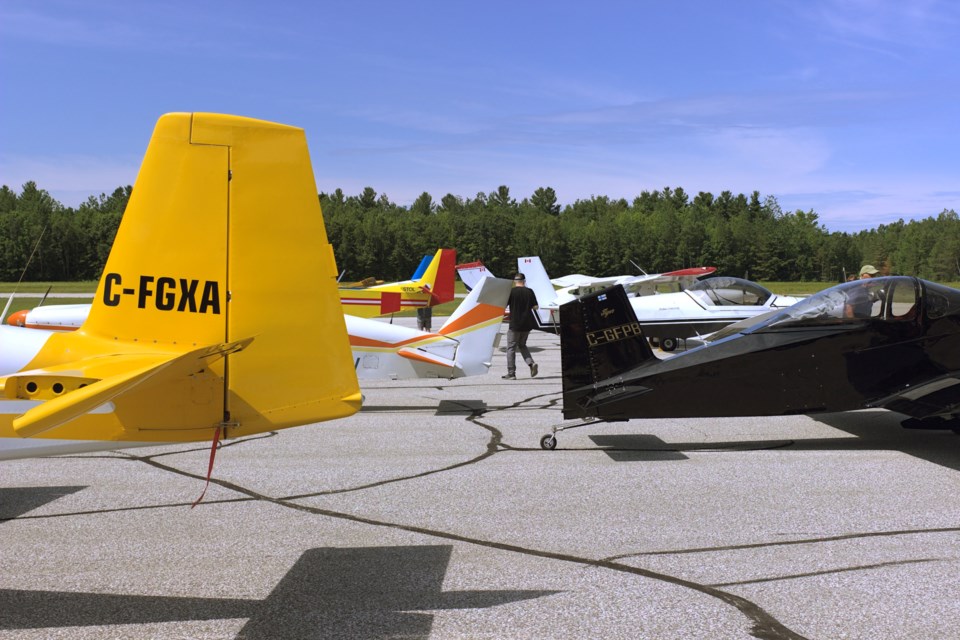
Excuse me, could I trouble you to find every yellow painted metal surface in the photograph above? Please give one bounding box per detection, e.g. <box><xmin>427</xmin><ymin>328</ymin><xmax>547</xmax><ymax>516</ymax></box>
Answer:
<box><xmin>0</xmin><ymin>113</ymin><xmax>360</xmax><ymax>450</ymax></box>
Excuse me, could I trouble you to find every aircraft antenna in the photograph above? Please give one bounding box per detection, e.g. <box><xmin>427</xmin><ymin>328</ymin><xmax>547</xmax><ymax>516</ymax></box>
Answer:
<box><xmin>629</xmin><ymin>260</ymin><xmax>648</xmax><ymax>276</ymax></box>
<box><xmin>37</xmin><ymin>285</ymin><xmax>52</xmax><ymax>307</ymax></box>
<box><xmin>0</xmin><ymin>226</ymin><xmax>46</xmax><ymax>323</ymax></box>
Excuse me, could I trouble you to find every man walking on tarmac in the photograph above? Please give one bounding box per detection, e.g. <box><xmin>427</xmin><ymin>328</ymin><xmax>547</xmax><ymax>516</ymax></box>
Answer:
<box><xmin>503</xmin><ymin>272</ymin><xmax>540</xmax><ymax>380</ymax></box>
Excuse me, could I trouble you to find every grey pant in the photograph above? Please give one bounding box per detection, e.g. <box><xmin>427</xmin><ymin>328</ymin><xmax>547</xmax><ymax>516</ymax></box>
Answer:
<box><xmin>506</xmin><ymin>329</ymin><xmax>534</xmax><ymax>374</ymax></box>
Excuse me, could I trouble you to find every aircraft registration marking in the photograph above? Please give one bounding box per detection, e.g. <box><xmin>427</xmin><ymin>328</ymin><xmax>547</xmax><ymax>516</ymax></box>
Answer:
<box><xmin>587</xmin><ymin>322</ymin><xmax>644</xmax><ymax>347</ymax></box>
<box><xmin>102</xmin><ymin>273</ymin><xmax>221</xmax><ymax>314</ymax></box>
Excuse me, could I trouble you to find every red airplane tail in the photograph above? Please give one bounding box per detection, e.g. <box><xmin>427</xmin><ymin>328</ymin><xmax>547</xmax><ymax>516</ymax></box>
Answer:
<box><xmin>420</xmin><ymin>248</ymin><xmax>456</xmax><ymax>305</ymax></box>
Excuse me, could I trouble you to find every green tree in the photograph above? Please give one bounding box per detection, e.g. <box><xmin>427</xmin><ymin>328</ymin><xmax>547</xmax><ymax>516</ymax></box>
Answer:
<box><xmin>530</xmin><ymin>187</ymin><xmax>560</xmax><ymax>216</ymax></box>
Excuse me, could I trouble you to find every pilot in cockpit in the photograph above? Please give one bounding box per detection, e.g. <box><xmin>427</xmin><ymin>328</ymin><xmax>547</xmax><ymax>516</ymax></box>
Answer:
<box><xmin>844</xmin><ymin>264</ymin><xmax>880</xmax><ymax>318</ymax></box>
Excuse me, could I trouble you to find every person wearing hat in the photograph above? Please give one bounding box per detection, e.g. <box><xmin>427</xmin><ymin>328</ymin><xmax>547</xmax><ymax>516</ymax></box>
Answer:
<box><xmin>845</xmin><ymin>264</ymin><xmax>881</xmax><ymax>318</ymax></box>
<box><xmin>503</xmin><ymin>272</ymin><xmax>540</xmax><ymax>380</ymax></box>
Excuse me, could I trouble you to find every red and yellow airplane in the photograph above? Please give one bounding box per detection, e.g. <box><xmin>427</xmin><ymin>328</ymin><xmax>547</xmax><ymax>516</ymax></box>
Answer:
<box><xmin>338</xmin><ymin>248</ymin><xmax>456</xmax><ymax>318</ymax></box>
<box><xmin>0</xmin><ymin>112</ymin><xmax>361</xmax><ymax>460</ymax></box>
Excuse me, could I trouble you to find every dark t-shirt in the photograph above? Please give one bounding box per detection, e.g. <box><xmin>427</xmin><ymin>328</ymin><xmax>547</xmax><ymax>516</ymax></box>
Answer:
<box><xmin>508</xmin><ymin>286</ymin><xmax>539</xmax><ymax>331</ymax></box>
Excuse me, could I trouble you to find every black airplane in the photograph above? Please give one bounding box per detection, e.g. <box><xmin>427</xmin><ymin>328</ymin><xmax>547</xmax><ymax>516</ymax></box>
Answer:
<box><xmin>541</xmin><ymin>275</ymin><xmax>960</xmax><ymax>449</ymax></box>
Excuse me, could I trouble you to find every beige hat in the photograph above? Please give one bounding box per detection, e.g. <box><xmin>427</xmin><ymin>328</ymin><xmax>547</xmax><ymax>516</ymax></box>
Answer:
<box><xmin>859</xmin><ymin>264</ymin><xmax>879</xmax><ymax>276</ymax></box>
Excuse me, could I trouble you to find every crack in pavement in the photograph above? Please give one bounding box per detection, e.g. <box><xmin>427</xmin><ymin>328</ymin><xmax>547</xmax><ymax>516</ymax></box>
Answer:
<box><xmin>128</xmin><ymin>391</ymin><xmax>809</xmax><ymax>640</ymax></box>
<box><xmin>5</xmin><ymin>389</ymin><xmax>814</xmax><ymax>639</ymax></box>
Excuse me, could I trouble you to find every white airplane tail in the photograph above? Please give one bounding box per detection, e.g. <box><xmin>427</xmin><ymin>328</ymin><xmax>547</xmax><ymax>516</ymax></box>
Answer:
<box><xmin>455</xmin><ymin>261</ymin><xmax>495</xmax><ymax>292</ymax></box>
<box><xmin>517</xmin><ymin>256</ymin><xmax>558</xmax><ymax>329</ymax></box>
<box><xmin>439</xmin><ymin>277</ymin><xmax>512</xmax><ymax>376</ymax></box>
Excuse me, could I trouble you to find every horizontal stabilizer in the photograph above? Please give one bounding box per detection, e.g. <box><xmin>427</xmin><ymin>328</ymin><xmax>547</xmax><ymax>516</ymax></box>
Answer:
<box><xmin>12</xmin><ymin>339</ymin><xmax>251</xmax><ymax>438</ymax></box>
<box><xmin>397</xmin><ymin>348</ymin><xmax>456</xmax><ymax>369</ymax></box>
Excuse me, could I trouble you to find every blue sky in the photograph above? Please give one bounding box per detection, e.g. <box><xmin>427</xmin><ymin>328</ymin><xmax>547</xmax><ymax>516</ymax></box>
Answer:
<box><xmin>1</xmin><ymin>0</ymin><xmax>958</xmax><ymax>232</ymax></box>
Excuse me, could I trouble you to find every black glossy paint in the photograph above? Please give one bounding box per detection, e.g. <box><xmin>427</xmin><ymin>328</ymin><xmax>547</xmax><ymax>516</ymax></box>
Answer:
<box><xmin>560</xmin><ymin>277</ymin><xmax>960</xmax><ymax>423</ymax></box>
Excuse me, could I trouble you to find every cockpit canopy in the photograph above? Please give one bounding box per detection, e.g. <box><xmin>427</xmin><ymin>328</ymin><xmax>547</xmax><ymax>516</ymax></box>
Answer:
<box><xmin>759</xmin><ymin>276</ymin><xmax>925</xmax><ymax>330</ymax></box>
<box><xmin>924</xmin><ymin>281</ymin><xmax>960</xmax><ymax>319</ymax></box>
<box><xmin>687</xmin><ymin>277</ymin><xmax>772</xmax><ymax>307</ymax></box>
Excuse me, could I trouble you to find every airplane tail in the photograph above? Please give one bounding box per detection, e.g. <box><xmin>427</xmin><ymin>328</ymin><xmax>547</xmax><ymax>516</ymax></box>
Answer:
<box><xmin>438</xmin><ymin>277</ymin><xmax>512</xmax><ymax>376</ymax></box>
<box><xmin>417</xmin><ymin>248</ymin><xmax>457</xmax><ymax>305</ymax></box>
<box><xmin>560</xmin><ymin>285</ymin><xmax>655</xmax><ymax>417</ymax></box>
<box><xmin>77</xmin><ymin>113</ymin><xmax>361</xmax><ymax>437</ymax></box>
<box><xmin>455</xmin><ymin>261</ymin><xmax>494</xmax><ymax>292</ymax></box>
<box><xmin>410</xmin><ymin>254</ymin><xmax>433</xmax><ymax>280</ymax></box>
<box><xmin>517</xmin><ymin>256</ymin><xmax>558</xmax><ymax>329</ymax></box>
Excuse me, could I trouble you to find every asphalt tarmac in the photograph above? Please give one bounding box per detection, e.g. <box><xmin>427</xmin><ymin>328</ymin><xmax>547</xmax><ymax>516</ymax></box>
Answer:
<box><xmin>3</xmin><ymin>320</ymin><xmax>960</xmax><ymax>639</ymax></box>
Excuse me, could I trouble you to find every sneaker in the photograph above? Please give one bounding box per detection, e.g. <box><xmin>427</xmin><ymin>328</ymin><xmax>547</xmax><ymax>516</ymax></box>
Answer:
<box><xmin>530</xmin><ymin>363</ymin><xmax>538</xmax><ymax>377</ymax></box>
<box><xmin>501</xmin><ymin>374</ymin><xmax>516</xmax><ymax>380</ymax></box>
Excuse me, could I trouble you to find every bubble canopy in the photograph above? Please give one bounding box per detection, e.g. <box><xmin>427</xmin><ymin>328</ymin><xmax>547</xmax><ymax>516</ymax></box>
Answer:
<box><xmin>687</xmin><ymin>277</ymin><xmax>773</xmax><ymax>307</ymax></box>
<box><xmin>757</xmin><ymin>276</ymin><xmax>928</xmax><ymax>330</ymax></box>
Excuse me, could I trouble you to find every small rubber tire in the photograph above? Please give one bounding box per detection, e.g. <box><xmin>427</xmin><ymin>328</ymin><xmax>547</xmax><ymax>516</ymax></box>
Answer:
<box><xmin>540</xmin><ymin>434</ymin><xmax>557</xmax><ymax>450</ymax></box>
<box><xmin>661</xmin><ymin>337</ymin><xmax>678</xmax><ymax>352</ymax></box>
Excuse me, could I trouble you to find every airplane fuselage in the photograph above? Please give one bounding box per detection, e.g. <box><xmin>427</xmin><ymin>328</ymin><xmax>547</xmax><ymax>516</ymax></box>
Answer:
<box><xmin>563</xmin><ymin>277</ymin><xmax>960</xmax><ymax>422</ymax></box>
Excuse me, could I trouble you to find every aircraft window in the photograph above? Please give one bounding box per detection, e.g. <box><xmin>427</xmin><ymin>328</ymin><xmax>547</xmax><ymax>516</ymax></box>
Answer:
<box><xmin>924</xmin><ymin>281</ymin><xmax>960</xmax><ymax>319</ymax></box>
<box><xmin>761</xmin><ymin>277</ymin><xmax>913</xmax><ymax>328</ymax></box>
<box><xmin>843</xmin><ymin>279</ymin><xmax>887</xmax><ymax>319</ymax></box>
<box><xmin>886</xmin><ymin>279</ymin><xmax>919</xmax><ymax>320</ymax></box>
<box><xmin>688</xmin><ymin>277</ymin><xmax>772</xmax><ymax>306</ymax></box>
<box><xmin>687</xmin><ymin>288</ymin><xmax>719</xmax><ymax>306</ymax></box>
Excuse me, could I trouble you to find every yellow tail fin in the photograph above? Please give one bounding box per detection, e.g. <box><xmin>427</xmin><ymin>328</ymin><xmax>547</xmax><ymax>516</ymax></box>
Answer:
<box><xmin>78</xmin><ymin>113</ymin><xmax>360</xmax><ymax>436</ymax></box>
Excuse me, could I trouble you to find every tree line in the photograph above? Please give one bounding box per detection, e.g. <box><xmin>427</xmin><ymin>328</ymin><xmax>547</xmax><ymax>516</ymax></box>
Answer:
<box><xmin>1</xmin><ymin>181</ymin><xmax>958</xmax><ymax>284</ymax></box>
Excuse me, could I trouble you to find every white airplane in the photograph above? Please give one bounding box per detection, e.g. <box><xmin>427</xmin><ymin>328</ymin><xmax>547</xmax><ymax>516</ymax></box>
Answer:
<box><xmin>459</xmin><ymin>258</ymin><xmax>713</xmax><ymax>302</ymax></box>
<box><xmin>518</xmin><ymin>257</ymin><xmax>800</xmax><ymax>350</ymax></box>
<box><xmin>10</xmin><ymin>276</ymin><xmax>514</xmax><ymax>382</ymax></box>
<box><xmin>616</xmin><ymin>276</ymin><xmax>803</xmax><ymax>350</ymax></box>
<box><xmin>516</xmin><ymin>257</ymin><xmax>712</xmax><ymax>329</ymax></box>
<box><xmin>0</xmin><ymin>112</ymin><xmax>362</xmax><ymax>461</ymax></box>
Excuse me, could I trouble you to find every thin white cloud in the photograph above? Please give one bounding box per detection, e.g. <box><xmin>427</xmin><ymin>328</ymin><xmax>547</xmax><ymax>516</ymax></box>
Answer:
<box><xmin>799</xmin><ymin>0</ymin><xmax>959</xmax><ymax>52</ymax></box>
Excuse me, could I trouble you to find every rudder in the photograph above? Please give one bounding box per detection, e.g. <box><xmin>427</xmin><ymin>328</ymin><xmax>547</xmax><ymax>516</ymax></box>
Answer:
<box><xmin>560</xmin><ymin>285</ymin><xmax>655</xmax><ymax>415</ymax></box>
<box><xmin>419</xmin><ymin>248</ymin><xmax>457</xmax><ymax>305</ymax></box>
<box><xmin>517</xmin><ymin>256</ymin><xmax>558</xmax><ymax>328</ymax></box>
<box><xmin>438</xmin><ymin>277</ymin><xmax>512</xmax><ymax>376</ymax></box>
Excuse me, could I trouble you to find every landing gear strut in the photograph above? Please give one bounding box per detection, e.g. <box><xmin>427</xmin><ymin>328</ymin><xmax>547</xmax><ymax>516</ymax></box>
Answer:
<box><xmin>540</xmin><ymin>417</ymin><xmax>601</xmax><ymax>450</ymax></box>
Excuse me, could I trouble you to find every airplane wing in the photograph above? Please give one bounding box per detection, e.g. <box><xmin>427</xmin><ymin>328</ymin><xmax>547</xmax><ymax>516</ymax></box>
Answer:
<box><xmin>550</xmin><ymin>274</ymin><xmax>603</xmax><ymax>288</ymax></box>
<box><xmin>338</xmin><ymin>277</ymin><xmax>383</xmax><ymax>289</ymax></box>
<box><xmin>552</xmin><ymin>267</ymin><xmax>716</xmax><ymax>297</ymax></box>
<box><xmin>617</xmin><ymin>267</ymin><xmax>716</xmax><ymax>296</ymax></box>
<box><xmin>869</xmin><ymin>372</ymin><xmax>960</xmax><ymax>421</ymax></box>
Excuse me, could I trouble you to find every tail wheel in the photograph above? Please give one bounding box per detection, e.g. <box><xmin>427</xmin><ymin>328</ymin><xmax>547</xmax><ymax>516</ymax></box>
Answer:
<box><xmin>540</xmin><ymin>434</ymin><xmax>557</xmax><ymax>450</ymax></box>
